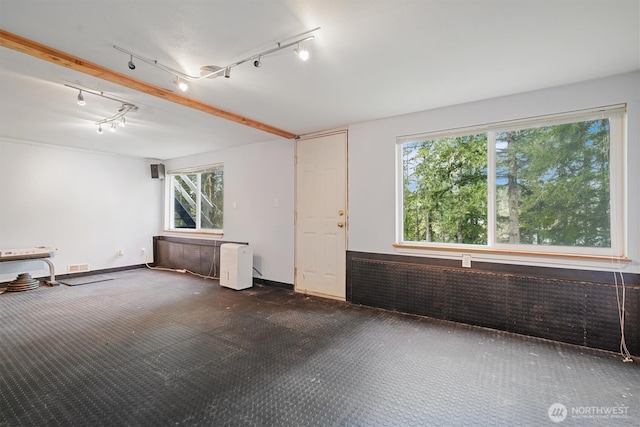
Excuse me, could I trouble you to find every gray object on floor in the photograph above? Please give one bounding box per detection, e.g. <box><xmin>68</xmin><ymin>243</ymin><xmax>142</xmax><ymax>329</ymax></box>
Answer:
<box><xmin>5</xmin><ymin>273</ymin><xmax>39</xmax><ymax>292</ymax></box>
<box><xmin>0</xmin><ymin>269</ymin><xmax>638</xmax><ymax>426</ymax></box>
<box><xmin>57</xmin><ymin>275</ymin><xmax>115</xmax><ymax>286</ymax></box>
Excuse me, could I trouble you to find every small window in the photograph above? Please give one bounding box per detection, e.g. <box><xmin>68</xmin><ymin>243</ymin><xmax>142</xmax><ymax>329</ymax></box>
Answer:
<box><xmin>167</xmin><ymin>165</ymin><xmax>223</xmax><ymax>232</ymax></box>
<box><xmin>397</xmin><ymin>105</ymin><xmax>625</xmax><ymax>256</ymax></box>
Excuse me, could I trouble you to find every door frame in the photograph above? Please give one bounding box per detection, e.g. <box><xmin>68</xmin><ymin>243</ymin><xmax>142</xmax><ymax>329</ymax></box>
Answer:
<box><xmin>294</xmin><ymin>128</ymin><xmax>348</xmax><ymax>300</ymax></box>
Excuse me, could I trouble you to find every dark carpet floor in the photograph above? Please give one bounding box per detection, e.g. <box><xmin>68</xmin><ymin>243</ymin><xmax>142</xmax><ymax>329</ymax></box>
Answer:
<box><xmin>0</xmin><ymin>268</ymin><xmax>638</xmax><ymax>426</ymax></box>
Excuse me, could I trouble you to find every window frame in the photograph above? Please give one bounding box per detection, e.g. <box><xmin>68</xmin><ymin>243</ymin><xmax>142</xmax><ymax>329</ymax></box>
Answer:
<box><xmin>395</xmin><ymin>105</ymin><xmax>626</xmax><ymax>258</ymax></box>
<box><xmin>164</xmin><ymin>163</ymin><xmax>224</xmax><ymax>235</ymax></box>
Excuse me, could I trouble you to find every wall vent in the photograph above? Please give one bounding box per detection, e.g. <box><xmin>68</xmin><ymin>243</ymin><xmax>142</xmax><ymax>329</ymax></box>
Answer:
<box><xmin>67</xmin><ymin>263</ymin><xmax>90</xmax><ymax>273</ymax></box>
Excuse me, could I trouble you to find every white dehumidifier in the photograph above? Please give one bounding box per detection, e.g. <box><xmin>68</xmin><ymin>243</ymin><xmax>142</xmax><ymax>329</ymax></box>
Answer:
<box><xmin>219</xmin><ymin>243</ymin><xmax>253</xmax><ymax>290</ymax></box>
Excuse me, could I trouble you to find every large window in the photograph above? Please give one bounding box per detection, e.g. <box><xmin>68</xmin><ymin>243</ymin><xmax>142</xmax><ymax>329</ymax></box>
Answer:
<box><xmin>168</xmin><ymin>165</ymin><xmax>223</xmax><ymax>232</ymax></box>
<box><xmin>398</xmin><ymin>105</ymin><xmax>625</xmax><ymax>256</ymax></box>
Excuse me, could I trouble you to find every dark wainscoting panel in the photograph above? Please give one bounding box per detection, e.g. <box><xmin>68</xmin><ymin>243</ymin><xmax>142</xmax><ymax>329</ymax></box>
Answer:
<box><xmin>153</xmin><ymin>236</ymin><xmax>248</xmax><ymax>278</ymax></box>
<box><xmin>347</xmin><ymin>251</ymin><xmax>640</xmax><ymax>356</ymax></box>
<box><xmin>448</xmin><ymin>269</ymin><xmax>508</xmax><ymax>332</ymax></box>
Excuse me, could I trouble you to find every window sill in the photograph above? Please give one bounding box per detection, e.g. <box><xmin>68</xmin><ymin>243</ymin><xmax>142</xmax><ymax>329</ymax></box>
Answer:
<box><xmin>163</xmin><ymin>229</ymin><xmax>224</xmax><ymax>238</ymax></box>
<box><xmin>393</xmin><ymin>243</ymin><xmax>631</xmax><ymax>263</ymax></box>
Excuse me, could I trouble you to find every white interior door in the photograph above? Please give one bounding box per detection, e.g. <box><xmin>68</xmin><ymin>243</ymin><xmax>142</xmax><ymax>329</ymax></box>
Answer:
<box><xmin>295</xmin><ymin>132</ymin><xmax>347</xmax><ymax>300</ymax></box>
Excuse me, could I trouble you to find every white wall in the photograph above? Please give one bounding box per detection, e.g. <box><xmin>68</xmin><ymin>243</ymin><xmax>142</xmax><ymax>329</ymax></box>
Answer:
<box><xmin>348</xmin><ymin>72</ymin><xmax>640</xmax><ymax>273</ymax></box>
<box><xmin>0</xmin><ymin>139</ymin><xmax>163</xmax><ymax>282</ymax></box>
<box><xmin>3</xmin><ymin>73</ymin><xmax>636</xmax><ymax>286</ymax></box>
<box><xmin>164</xmin><ymin>138</ymin><xmax>295</xmax><ymax>285</ymax></box>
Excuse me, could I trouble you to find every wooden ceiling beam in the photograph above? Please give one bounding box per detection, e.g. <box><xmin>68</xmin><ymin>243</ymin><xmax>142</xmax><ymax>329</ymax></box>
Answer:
<box><xmin>0</xmin><ymin>28</ymin><xmax>297</xmax><ymax>139</ymax></box>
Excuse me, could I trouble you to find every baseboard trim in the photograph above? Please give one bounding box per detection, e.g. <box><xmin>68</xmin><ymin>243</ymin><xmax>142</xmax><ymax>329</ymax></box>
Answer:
<box><xmin>43</xmin><ymin>264</ymin><xmax>146</xmax><ymax>281</ymax></box>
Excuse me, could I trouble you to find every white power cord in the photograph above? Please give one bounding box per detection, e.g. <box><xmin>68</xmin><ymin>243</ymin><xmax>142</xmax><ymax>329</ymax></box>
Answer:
<box><xmin>145</xmin><ymin>262</ymin><xmax>218</xmax><ymax>280</ymax></box>
<box><xmin>614</xmin><ymin>271</ymin><xmax>633</xmax><ymax>362</ymax></box>
<box><xmin>142</xmin><ymin>245</ymin><xmax>220</xmax><ymax>280</ymax></box>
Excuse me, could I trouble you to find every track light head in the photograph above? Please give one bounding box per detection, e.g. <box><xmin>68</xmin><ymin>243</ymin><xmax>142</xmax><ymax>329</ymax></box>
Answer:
<box><xmin>110</xmin><ymin>122</ymin><xmax>117</xmax><ymax>132</ymax></box>
<box><xmin>224</xmin><ymin>67</ymin><xmax>231</xmax><ymax>78</ymax></box>
<box><xmin>77</xmin><ymin>90</ymin><xmax>86</xmax><ymax>106</ymax></box>
<box><xmin>254</xmin><ymin>57</ymin><xmax>261</xmax><ymax>68</ymax></box>
<box><xmin>174</xmin><ymin>77</ymin><xmax>188</xmax><ymax>92</ymax></box>
<box><xmin>97</xmin><ymin>125</ymin><xmax>103</xmax><ymax>134</ymax></box>
<box><xmin>128</xmin><ymin>55</ymin><xmax>136</xmax><ymax>70</ymax></box>
<box><xmin>294</xmin><ymin>45</ymin><xmax>310</xmax><ymax>61</ymax></box>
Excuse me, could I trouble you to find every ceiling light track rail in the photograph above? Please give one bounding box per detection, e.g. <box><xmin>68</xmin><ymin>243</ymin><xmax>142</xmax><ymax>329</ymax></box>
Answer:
<box><xmin>64</xmin><ymin>83</ymin><xmax>131</xmax><ymax>104</ymax></box>
<box><xmin>113</xmin><ymin>45</ymin><xmax>199</xmax><ymax>81</ymax></box>
<box><xmin>64</xmin><ymin>83</ymin><xmax>138</xmax><ymax>134</ymax></box>
<box><xmin>0</xmin><ymin>28</ymin><xmax>297</xmax><ymax>139</ymax></box>
<box><xmin>113</xmin><ymin>27</ymin><xmax>320</xmax><ymax>90</ymax></box>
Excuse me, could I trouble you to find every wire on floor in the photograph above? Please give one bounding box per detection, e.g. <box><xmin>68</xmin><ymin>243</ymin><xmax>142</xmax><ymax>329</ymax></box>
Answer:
<box><xmin>609</xmin><ymin>194</ymin><xmax>633</xmax><ymax>363</ymax></box>
<box><xmin>145</xmin><ymin>262</ymin><xmax>219</xmax><ymax>280</ymax></box>
<box><xmin>614</xmin><ymin>270</ymin><xmax>633</xmax><ymax>362</ymax></box>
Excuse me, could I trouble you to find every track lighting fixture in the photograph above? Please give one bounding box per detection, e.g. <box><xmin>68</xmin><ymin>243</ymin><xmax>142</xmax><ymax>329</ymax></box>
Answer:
<box><xmin>294</xmin><ymin>44</ymin><xmax>309</xmax><ymax>61</ymax></box>
<box><xmin>174</xmin><ymin>77</ymin><xmax>188</xmax><ymax>92</ymax></box>
<box><xmin>113</xmin><ymin>27</ymin><xmax>320</xmax><ymax>87</ymax></box>
<box><xmin>95</xmin><ymin>102</ymin><xmax>137</xmax><ymax>134</ymax></box>
<box><xmin>65</xmin><ymin>84</ymin><xmax>138</xmax><ymax>134</ymax></box>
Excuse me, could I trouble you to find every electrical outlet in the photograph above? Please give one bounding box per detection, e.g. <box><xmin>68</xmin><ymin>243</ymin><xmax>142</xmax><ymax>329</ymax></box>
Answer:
<box><xmin>140</xmin><ymin>248</ymin><xmax>146</xmax><ymax>255</ymax></box>
<box><xmin>117</xmin><ymin>250</ymin><xmax>124</xmax><ymax>257</ymax></box>
<box><xmin>462</xmin><ymin>254</ymin><xmax>471</xmax><ymax>268</ymax></box>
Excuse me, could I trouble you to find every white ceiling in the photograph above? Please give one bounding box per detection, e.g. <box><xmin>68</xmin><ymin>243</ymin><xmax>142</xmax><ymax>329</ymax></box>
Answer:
<box><xmin>1</xmin><ymin>0</ymin><xmax>638</xmax><ymax>160</ymax></box>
